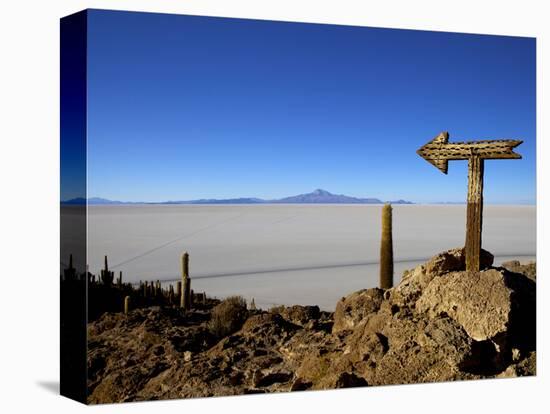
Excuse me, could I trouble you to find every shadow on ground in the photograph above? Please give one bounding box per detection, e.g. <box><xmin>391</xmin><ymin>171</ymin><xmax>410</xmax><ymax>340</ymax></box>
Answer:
<box><xmin>37</xmin><ymin>381</ymin><xmax>59</xmax><ymax>395</ymax></box>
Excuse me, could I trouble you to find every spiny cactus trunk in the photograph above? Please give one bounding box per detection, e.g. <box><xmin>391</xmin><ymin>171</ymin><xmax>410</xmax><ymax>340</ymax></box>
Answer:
<box><xmin>176</xmin><ymin>281</ymin><xmax>182</xmax><ymax>303</ymax></box>
<box><xmin>101</xmin><ymin>255</ymin><xmax>114</xmax><ymax>286</ymax></box>
<box><xmin>181</xmin><ymin>252</ymin><xmax>191</xmax><ymax>310</ymax></box>
<box><xmin>379</xmin><ymin>203</ymin><xmax>394</xmax><ymax>289</ymax></box>
<box><xmin>124</xmin><ymin>296</ymin><xmax>130</xmax><ymax>315</ymax></box>
<box><xmin>168</xmin><ymin>285</ymin><xmax>174</xmax><ymax>305</ymax></box>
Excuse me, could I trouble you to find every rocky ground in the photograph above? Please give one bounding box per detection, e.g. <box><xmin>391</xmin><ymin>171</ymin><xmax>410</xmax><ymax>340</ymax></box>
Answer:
<box><xmin>87</xmin><ymin>248</ymin><xmax>536</xmax><ymax>404</ymax></box>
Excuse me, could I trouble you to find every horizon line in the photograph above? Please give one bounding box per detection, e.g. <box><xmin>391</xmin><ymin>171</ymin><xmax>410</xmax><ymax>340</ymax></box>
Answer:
<box><xmin>60</xmin><ymin>198</ymin><xmax>536</xmax><ymax>206</ymax></box>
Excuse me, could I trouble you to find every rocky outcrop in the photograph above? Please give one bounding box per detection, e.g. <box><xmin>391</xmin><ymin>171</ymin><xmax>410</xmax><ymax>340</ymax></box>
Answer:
<box><xmin>87</xmin><ymin>249</ymin><xmax>536</xmax><ymax>403</ymax></box>
<box><xmin>333</xmin><ymin>288</ymin><xmax>385</xmax><ymax>333</ymax></box>
<box><xmin>425</xmin><ymin>247</ymin><xmax>494</xmax><ymax>275</ymax></box>
<box><xmin>501</xmin><ymin>260</ymin><xmax>536</xmax><ymax>281</ymax></box>
<box><xmin>416</xmin><ymin>269</ymin><xmax>513</xmax><ymax>341</ymax></box>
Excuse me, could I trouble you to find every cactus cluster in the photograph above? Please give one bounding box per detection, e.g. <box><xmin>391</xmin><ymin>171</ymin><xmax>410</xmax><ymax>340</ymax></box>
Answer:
<box><xmin>65</xmin><ymin>250</ymin><xmax>219</xmax><ymax>319</ymax></box>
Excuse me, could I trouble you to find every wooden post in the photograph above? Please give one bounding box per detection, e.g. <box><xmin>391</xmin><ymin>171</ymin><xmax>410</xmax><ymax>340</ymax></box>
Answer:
<box><xmin>465</xmin><ymin>155</ymin><xmax>484</xmax><ymax>271</ymax></box>
<box><xmin>417</xmin><ymin>132</ymin><xmax>522</xmax><ymax>273</ymax></box>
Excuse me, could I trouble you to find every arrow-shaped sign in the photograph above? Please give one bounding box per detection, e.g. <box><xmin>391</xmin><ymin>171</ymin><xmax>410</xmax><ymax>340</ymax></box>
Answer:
<box><xmin>417</xmin><ymin>131</ymin><xmax>522</xmax><ymax>174</ymax></box>
<box><xmin>417</xmin><ymin>131</ymin><xmax>523</xmax><ymax>272</ymax></box>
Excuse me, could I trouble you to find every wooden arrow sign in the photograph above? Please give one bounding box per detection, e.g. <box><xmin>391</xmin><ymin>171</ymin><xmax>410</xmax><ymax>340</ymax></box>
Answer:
<box><xmin>417</xmin><ymin>131</ymin><xmax>522</xmax><ymax>271</ymax></box>
<box><xmin>417</xmin><ymin>132</ymin><xmax>522</xmax><ymax>174</ymax></box>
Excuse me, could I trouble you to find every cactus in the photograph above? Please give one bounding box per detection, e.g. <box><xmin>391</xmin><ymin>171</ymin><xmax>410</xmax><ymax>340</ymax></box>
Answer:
<box><xmin>117</xmin><ymin>271</ymin><xmax>122</xmax><ymax>287</ymax></box>
<box><xmin>168</xmin><ymin>285</ymin><xmax>174</xmax><ymax>305</ymax></box>
<box><xmin>100</xmin><ymin>255</ymin><xmax>114</xmax><ymax>286</ymax></box>
<box><xmin>124</xmin><ymin>295</ymin><xmax>131</xmax><ymax>315</ymax></box>
<box><xmin>379</xmin><ymin>203</ymin><xmax>394</xmax><ymax>289</ymax></box>
<box><xmin>143</xmin><ymin>281</ymin><xmax>148</xmax><ymax>297</ymax></box>
<box><xmin>181</xmin><ymin>252</ymin><xmax>191</xmax><ymax>310</ymax></box>
<box><xmin>63</xmin><ymin>254</ymin><xmax>76</xmax><ymax>281</ymax></box>
<box><xmin>176</xmin><ymin>281</ymin><xmax>182</xmax><ymax>303</ymax></box>
<box><xmin>250</xmin><ymin>298</ymin><xmax>257</xmax><ymax>311</ymax></box>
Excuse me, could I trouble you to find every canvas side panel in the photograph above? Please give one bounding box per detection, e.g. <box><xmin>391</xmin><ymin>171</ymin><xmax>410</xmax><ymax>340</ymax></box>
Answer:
<box><xmin>60</xmin><ymin>10</ymin><xmax>88</xmax><ymax>404</ymax></box>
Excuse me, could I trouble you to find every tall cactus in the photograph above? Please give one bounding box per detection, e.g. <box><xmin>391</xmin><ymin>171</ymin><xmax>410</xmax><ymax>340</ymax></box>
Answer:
<box><xmin>180</xmin><ymin>252</ymin><xmax>191</xmax><ymax>310</ymax></box>
<box><xmin>379</xmin><ymin>203</ymin><xmax>394</xmax><ymax>289</ymax></box>
<box><xmin>100</xmin><ymin>255</ymin><xmax>114</xmax><ymax>286</ymax></box>
<box><xmin>64</xmin><ymin>253</ymin><xmax>76</xmax><ymax>281</ymax></box>
<box><xmin>168</xmin><ymin>285</ymin><xmax>174</xmax><ymax>305</ymax></box>
<box><xmin>176</xmin><ymin>281</ymin><xmax>182</xmax><ymax>303</ymax></box>
<box><xmin>124</xmin><ymin>295</ymin><xmax>130</xmax><ymax>315</ymax></box>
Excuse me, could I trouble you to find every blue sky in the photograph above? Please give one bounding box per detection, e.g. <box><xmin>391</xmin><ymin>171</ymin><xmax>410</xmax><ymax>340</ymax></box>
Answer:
<box><xmin>86</xmin><ymin>9</ymin><xmax>536</xmax><ymax>203</ymax></box>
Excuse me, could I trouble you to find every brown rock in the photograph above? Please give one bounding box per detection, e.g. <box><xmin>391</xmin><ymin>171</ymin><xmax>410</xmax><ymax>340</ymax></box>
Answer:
<box><xmin>334</xmin><ymin>372</ymin><xmax>368</xmax><ymax>388</ymax></box>
<box><xmin>333</xmin><ymin>288</ymin><xmax>384</xmax><ymax>333</ymax></box>
<box><xmin>389</xmin><ymin>264</ymin><xmax>434</xmax><ymax>307</ymax></box>
<box><xmin>253</xmin><ymin>370</ymin><xmax>294</xmax><ymax>388</ymax></box>
<box><xmin>279</xmin><ymin>305</ymin><xmax>320</xmax><ymax>326</ymax></box>
<box><xmin>373</xmin><ymin>316</ymin><xmax>475</xmax><ymax>385</ymax></box>
<box><xmin>290</xmin><ymin>377</ymin><xmax>313</xmax><ymax>391</ymax></box>
<box><xmin>501</xmin><ymin>260</ymin><xmax>536</xmax><ymax>280</ymax></box>
<box><xmin>416</xmin><ymin>269</ymin><xmax>512</xmax><ymax>341</ymax></box>
<box><xmin>426</xmin><ymin>247</ymin><xmax>494</xmax><ymax>275</ymax></box>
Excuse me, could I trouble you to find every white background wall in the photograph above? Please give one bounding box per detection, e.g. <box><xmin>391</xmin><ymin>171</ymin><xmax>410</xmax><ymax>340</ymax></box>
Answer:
<box><xmin>0</xmin><ymin>0</ymin><xmax>548</xmax><ymax>412</ymax></box>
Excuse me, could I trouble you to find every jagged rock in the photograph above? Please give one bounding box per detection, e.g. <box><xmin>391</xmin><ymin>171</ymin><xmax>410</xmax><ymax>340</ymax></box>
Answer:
<box><xmin>501</xmin><ymin>260</ymin><xmax>536</xmax><ymax>280</ymax></box>
<box><xmin>241</xmin><ymin>312</ymin><xmax>300</xmax><ymax>338</ymax></box>
<box><xmin>416</xmin><ymin>269</ymin><xmax>513</xmax><ymax>341</ymax></box>
<box><xmin>497</xmin><ymin>351</ymin><xmax>536</xmax><ymax>378</ymax></box>
<box><xmin>426</xmin><ymin>247</ymin><xmax>494</xmax><ymax>275</ymax></box>
<box><xmin>333</xmin><ymin>288</ymin><xmax>384</xmax><ymax>333</ymax></box>
<box><xmin>334</xmin><ymin>372</ymin><xmax>368</xmax><ymax>388</ymax></box>
<box><xmin>289</xmin><ymin>377</ymin><xmax>313</xmax><ymax>391</ymax></box>
<box><xmin>279</xmin><ymin>305</ymin><xmax>320</xmax><ymax>326</ymax></box>
<box><xmin>253</xmin><ymin>370</ymin><xmax>294</xmax><ymax>387</ymax></box>
<box><xmin>389</xmin><ymin>264</ymin><xmax>434</xmax><ymax>307</ymax></box>
<box><xmin>372</xmin><ymin>316</ymin><xmax>475</xmax><ymax>385</ymax></box>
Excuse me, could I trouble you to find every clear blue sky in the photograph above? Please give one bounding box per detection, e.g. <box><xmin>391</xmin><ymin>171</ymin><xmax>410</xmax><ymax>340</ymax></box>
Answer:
<box><xmin>86</xmin><ymin>9</ymin><xmax>536</xmax><ymax>203</ymax></box>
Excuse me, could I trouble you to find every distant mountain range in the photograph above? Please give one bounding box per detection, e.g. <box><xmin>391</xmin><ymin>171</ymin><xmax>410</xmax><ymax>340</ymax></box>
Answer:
<box><xmin>61</xmin><ymin>189</ymin><xmax>413</xmax><ymax>205</ymax></box>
